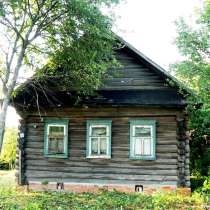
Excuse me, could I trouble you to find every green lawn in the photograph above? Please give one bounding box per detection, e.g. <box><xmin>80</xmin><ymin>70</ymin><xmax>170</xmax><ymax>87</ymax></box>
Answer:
<box><xmin>0</xmin><ymin>170</ymin><xmax>207</xmax><ymax>210</ymax></box>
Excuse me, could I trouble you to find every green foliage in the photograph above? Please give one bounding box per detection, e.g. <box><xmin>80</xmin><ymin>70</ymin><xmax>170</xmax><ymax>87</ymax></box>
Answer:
<box><xmin>0</xmin><ymin>128</ymin><xmax>18</xmax><ymax>169</ymax></box>
<box><xmin>191</xmin><ymin>177</ymin><xmax>206</xmax><ymax>192</ymax></box>
<box><xmin>0</xmin><ymin>189</ymin><xmax>204</xmax><ymax>210</ymax></box>
<box><xmin>1</xmin><ymin>0</ymin><xmax>120</xmax><ymax>96</ymax></box>
<box><xmin>35</xmin><ymin>0</ymin><xmax>120</xmax><ymax>95</ymax></box>
<box><xmin>191</xmin><ymin>176</ymin><xmax>210</xmax><ymax>204</ymax></box>
<box><xmin>202</xmin><ymin>177</ymin><xmax>210</xmax><ymax>195</ymax></box>
<box><xmin>0</xmin><ymin>172</ymin><xmax>205</xmax><ymax>209</ymax></box>
<box><xmin>188</xmin><ymin>107</ymin><xmax>210</xmax><ymax>177</ymax></box>
<box><xmin>172</xmin><ymin>0</ymin><xmax>210</xmax><ymax>179</ymax></box>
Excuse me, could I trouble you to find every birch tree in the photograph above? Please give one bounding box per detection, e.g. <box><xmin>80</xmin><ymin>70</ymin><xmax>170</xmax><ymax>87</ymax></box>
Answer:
<box><xmin>0</xmin><ymin>0</ymin><xmax>119</xmax><ymax>152</ymax></box>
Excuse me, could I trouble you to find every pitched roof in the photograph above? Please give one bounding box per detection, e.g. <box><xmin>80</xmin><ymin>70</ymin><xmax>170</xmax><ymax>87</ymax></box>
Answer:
<box><xmin>13</xmin><ymin>35</ymin><xmax>189</xmax><ymax>111</ymax></box>
<box><xmin>115</xmin><ymin>35</ymin><xmax>187</xmax><ymax>91</ymax></box>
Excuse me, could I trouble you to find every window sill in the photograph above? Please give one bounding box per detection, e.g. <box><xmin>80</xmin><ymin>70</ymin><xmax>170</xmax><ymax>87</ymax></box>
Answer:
<box><xmin>44</xmin><ymin>154</ymin><xmax>68</xmax><ymax>159</ymax></box>
<box><xmin>129</xmin><ymin>156</ymin><xmax>156</xmax><ymax>160</ymax></box>
<box><xmin>86</xmin><ymin>155</ymin><xmax>111</xmax><ymax>159</ymax></box>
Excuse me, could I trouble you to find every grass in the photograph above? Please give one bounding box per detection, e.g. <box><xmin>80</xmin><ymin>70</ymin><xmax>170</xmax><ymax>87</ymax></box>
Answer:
<box><xmin>0</xmin><ymin>170</ymin><xmax>16</xmax><ymax>188</ymax></box>
<box><xmin>0</xmin><ymin>170</ymin><xmax>208</xmax><ymax>210</ymax></box>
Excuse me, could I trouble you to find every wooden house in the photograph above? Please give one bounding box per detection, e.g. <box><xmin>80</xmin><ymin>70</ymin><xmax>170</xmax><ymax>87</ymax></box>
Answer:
<box><xmin>13</xmin><ymin>36</ymin><xmax>190</xmax><ymax>193</ymax></box>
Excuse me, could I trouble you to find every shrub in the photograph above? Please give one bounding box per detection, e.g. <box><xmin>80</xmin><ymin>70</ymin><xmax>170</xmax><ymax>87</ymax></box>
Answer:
<box><xmin>0</xmin><ymin>128</ymin><xmax>18</xmax><ymax>169</ymax></box>
<box><xmin>191</xmin><ymin>177</ymin><xmax>206</xmax><ymax>192</ymax></box>
<box><xmin>202</xmin><ymin>178</ymin><xmax>210</xmax><ymax>194</ymax></box>
<box><xmin>0</xmin><ymin>189</ymin><xmax>205</xmax><ymax>210</ymax></box>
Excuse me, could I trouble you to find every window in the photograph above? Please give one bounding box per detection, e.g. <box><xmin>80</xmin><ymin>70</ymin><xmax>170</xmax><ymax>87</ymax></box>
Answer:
<box><xmin>130</xmin><ymin>120</ymin><xmax>156</xmax><ymax>160</ymax></box>
<box><xmin>86</xmin><ymin>120</ymin><xmax>112</xmax><ymax>158</ymax></box>
<box><xmin>44</xmin><ymin>119</ymin><xmax>68</xmax><ymax>158</ymax></box>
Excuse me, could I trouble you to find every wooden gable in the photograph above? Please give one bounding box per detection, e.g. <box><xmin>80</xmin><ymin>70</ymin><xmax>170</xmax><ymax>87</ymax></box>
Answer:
<box><xmin>102</xmin><ymin>47</ymin><xmax>169</xmax><ymax>90</ymax></box>
<box><xmin>12</xmin><ymin>37</ymin><xmax>188</xmax><ymax>110</ymax></box>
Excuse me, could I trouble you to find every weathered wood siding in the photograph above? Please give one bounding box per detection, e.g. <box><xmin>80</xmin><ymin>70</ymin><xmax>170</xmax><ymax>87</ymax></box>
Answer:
<box><xmin>20</xmin><ymin>107</ymin><xmax>182</xmax><ymax>186</ymax></box>
<box><xmin>102</xmin><ymin>49</ymin><xmax>170</xmax><ymax>90</ymax></box>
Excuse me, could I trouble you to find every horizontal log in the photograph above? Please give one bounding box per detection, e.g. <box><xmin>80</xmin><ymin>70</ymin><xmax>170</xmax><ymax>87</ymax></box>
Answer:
<box><xmin>25</xmin><ymin>171</ymin><xmax>178</xmax><ymax>181</ymax></box>
<box><xmin>27</xmin><ymin>177</ymin><xmax>178</xmax><ymax>186</ymax></box>
<box><xmin>25</xmin><ymin>159</ymin><xmax>178</xmax><ymax>169</ymax></box>
<box><xmin>24</xmin><ymin>145</ymin><xmax>178</xmax><ymax>154</ymax></box>
<box><xmin>26</xmin><ymin>122</ymin><xmax>176</xmax><ymax>129</ymax></box>
<box><xmin>25</xmin><ymin>141</ymin><xmax>178</xmax><ymax>150</ymax></box>
<box><xmin>26</xmin><ymin>107</ymin><xmax>181</xmax><ymax>117</ymax></box>
<box><xmin>24</xmin><ymin>154</ymin><xmax>177</xmax><ymax>164</ymax></box>
<box><xmin>26</xmin><ymin>116</ymin><xmax>177</xmax><ymax>123</ymax></box>
<box><xmin>21</xmin><ymin>107</ymin><xmax>184</xmax><ymax>186</ymax></box>
<box><xmin>26</xmin><ymin>165</ymin><xmax>177</xmax><ymax>176</ymax></box>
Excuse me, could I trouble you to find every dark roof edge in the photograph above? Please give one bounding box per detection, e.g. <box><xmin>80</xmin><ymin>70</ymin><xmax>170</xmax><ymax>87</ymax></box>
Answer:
<box><xmin>115</xmin><ymin>34</ymin><xmax>193</xmax><ymax>96</ymax></box>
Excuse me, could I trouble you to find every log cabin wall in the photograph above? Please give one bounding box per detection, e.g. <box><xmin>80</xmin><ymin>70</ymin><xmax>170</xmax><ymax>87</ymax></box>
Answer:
<box><xmin>14</xmin><ymin>39</ymin><xmax>190</xmax><ymax>192</ymax></box>
<box><xmin>16</xmin><ymin>107</ymin><xmax>189</xmax><ymax>190</ymax></box>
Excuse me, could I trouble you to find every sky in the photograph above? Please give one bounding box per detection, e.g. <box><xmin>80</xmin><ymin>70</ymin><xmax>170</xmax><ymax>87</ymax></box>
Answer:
<box><xmin>5</xmin><ymin>0</ymin><xmax>203</xmax><ymax>128</ymax></box>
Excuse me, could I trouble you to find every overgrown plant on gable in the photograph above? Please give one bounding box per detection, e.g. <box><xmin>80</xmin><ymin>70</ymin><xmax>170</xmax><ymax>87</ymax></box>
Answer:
<box><xmin>0</xmin><ymin>0</ymin><xmax>120</xmax><ymax>153</ymax></box>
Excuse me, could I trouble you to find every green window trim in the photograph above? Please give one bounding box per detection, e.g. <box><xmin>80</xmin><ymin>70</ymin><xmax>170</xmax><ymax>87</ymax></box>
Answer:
<box><xmin>129</xmin><ymin>120</ymin><xmax>156</xmax><ymax>160</ymax></box>
<box><xmin>44</xmin><ymin>118</ymin><xmax>69</xmax><ymax>158</ymax></box>
<box><xmin>86</xmin><ymin>120</ymin><xmax>112</xmax><ymax>159</ymax></box>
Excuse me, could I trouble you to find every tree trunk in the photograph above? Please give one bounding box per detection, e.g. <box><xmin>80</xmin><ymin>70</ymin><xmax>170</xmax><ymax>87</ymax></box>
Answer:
<box><xmin>0</xmin><ymin>96</ymin><xmax>10</xmax><ymax>153</ymax></box>
<box><xmin>0</xmin><ymin>41</ymin><xmax>27</xmax><ymax>153</ymax></box>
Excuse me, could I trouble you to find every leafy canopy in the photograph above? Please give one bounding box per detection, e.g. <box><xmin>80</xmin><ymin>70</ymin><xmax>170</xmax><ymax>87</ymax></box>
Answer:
<box><xmin>37</xmin><ymin>0</ymin><xmax>121</xmax><ymax>95</ymax></box>
<box><xmin>173</xmin><ymin>0</ymin><xmax>210</xmax><ymax>176</ymax></box>
<box><xmin>173</xmin><ymin>0</ymin><xmax>210</xmax><ymax>105</ymax></box>
<box><xmin>0</xmin><ymin>0</ymin><xmax>120</xmax><ymax>152</ymax></box>
<box><xmin>0</xmin><ymin>0</ymin><xmax>120</xmax><ymax>96</ymax></box>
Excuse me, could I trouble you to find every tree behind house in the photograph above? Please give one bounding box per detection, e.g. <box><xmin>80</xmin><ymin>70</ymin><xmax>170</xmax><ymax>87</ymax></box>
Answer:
<box><xmin>0</xmin><ymin>0</ymin><xmax>120</xmax><ymax>153</ymax></box>
<box><xmin>173</xmin><ymin>0</ymin><xmax>210</xmax><ymax>177</ymax></box>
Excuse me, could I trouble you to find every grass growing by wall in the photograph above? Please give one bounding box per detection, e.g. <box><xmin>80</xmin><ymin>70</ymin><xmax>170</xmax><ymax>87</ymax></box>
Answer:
<box><xmin>0</xmin><ymin>188</ymin><xmax>205</xmax><ymax>210</ymax></box>
<box><xmin>0</xmin><ymin>171</ymin><xmax>208</xmax><ymax>210</ymax></box>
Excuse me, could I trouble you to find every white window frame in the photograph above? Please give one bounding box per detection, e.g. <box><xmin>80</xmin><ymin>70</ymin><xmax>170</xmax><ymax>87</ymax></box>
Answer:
<box><xmin>130</xmin><ymin>120</ymin><xmax>156</xmax><ymax>160</ymax></box>
<box><xmin>44</xmin><ymin>119</ymin><xmax>68</xmax><ymax>158</ymax></box>
<box><xmin>86</xmin><ymin>120</ymin><xmax>112</xmax><ymax>159</ymax></box>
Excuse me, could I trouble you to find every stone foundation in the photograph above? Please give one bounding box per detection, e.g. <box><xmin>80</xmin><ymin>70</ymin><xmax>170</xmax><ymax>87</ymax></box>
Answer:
<box><xmin>28</xmin><ymin>182</ymin><xmax>191</xmax><ymax>195</ymax></box>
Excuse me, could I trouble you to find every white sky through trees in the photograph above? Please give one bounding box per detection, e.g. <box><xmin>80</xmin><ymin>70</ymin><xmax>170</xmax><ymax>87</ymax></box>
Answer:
<box><xmin>5</xmin><ymin>0</ymin><xmax>203</xmax><ymax>128</ymax></box>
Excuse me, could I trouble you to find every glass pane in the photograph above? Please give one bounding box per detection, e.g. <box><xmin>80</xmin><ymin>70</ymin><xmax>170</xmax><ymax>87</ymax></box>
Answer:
<box><xmin>48</xmin><ymin>125</ymin><xmax>65</xmax><ymax>154</ymax></box>
<box><xmin>100</xmin><ymin>138</ymin><xmax>107</xmax><ymax>155</ymax></box>
<box><xmin>135</xmin><ymin>126</ymin><xmax>151</xmax><ymax>137</ymax></box>
<box><xmin>91</xmin><ymin>127</ymin><xmax>107</xmax><ymax>137</ymax></box>
<box><xmin>57</xmin><ymin>138</ymin><xmax>64</xmax><ymax>153</ymax></box>
<box><xmin>91</xmin><ymin>138</ymin><xmax>98</xmax><ymax>155</ymax></box>
<box><xmin>48</xmin><ymin>138</ymin><xmax>57</xmax><ymax>153</ymax></box>
<box><xmin>134</xmin><ymin>138</ymin><xmax>142</xmax><ymax>155</ymax></box>
<box><xmin>143</xmin><ymin>138</ymin><xmax>151</xmax><ymax>155</ymax></box>
<box><xmin>134</xmin><ymin>137</ymin><xmax>151</xmax><ymax>156</ymax></box>
<box><xmin>49</xmin><ymin>126</ymin><xmax>64</xmax><ymax>137</ymax></box>
<box><xmin>48</xmin><ymin>137</ymin><xmax>64</xmax><ymax>154</ymax></box>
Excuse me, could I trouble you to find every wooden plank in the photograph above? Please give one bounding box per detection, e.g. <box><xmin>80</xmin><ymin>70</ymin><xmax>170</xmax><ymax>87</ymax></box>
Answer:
<box><xmin>25</xmin><ymin>154</ymin><xmax>177</xmax><ymax>164</ymax></box>
<box><xmin>25</xmin><ymin>107</ymin><xmax>181</xmax><ymax>115</ymax></box>
<box><xmin>27</xmin><ymin>177</ymin><xmax>178</xmax><ymax>186</ymax></box>
<box><xmin>25</xmin><ymin>165</ymin><xmax>177</xmax><ymax>175</ymax></box>
<box><xmin>25</xmin><ymin>159</ymin><xmax>177</xmax><ymax>169</ymax></box>
<box><xmin>22</xmin><ymin>106</ymin><xmax>182</xmax><ymax>185</ymax></box>
<box><xmin>25</xmin><ymin>171</ymin><xmax>178</xmax><ymax>181</ymax></box>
